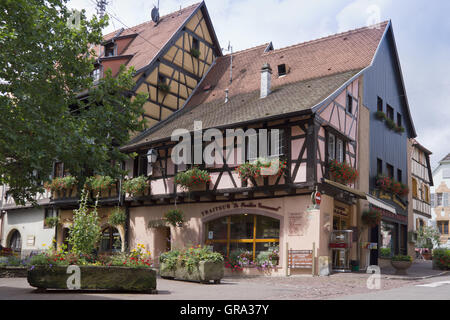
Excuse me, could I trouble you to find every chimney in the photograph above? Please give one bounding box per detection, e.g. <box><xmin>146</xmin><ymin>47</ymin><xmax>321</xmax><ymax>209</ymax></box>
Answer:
<box><xmin>225</xmin><ymin>88</ymin><xmax>229</xmax><ymax>103</ymax></box>
<box><xmin>260</xmin><ymin>63</ymin><xmax>272</xmax><ymax>98</ymax></box>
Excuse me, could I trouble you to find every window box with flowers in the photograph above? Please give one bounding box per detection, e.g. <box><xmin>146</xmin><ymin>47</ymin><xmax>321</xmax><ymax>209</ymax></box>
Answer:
<box><xmin>328</xmin><ymin>160</ymin><xmax>358</xmax><ymax>185</ymax></box>
<box><xmin>122</xmin><ymin>176</ymin><xmax>151</xmax><ymax>198</ymax></box>
<box><xmin>85</xmin><ymin>175</ymin><xmax>118</xmax><ymax>198</ymax></box>
<box><xmin>44</xmin><ymin>176</ymin><xmax>77</xmax><ymax>200</ymax></box>
<box><xmin>174</xmin><ymin>167</ymin><xmax>211</xmax><ymax>192</ymax></box>
<box><xmin>237</xmin><ymin>158</ymin><xmax>287</xmax><ymax>186</ymax></box>
<box><xmin>375</xmin><ymin>175</ymin><xmax>409</xmax><ymax>198</ymax></box>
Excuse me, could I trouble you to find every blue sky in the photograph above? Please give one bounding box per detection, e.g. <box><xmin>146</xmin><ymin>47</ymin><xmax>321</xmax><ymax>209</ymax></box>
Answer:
<box><xmin>69</xmin><ymin>0</ymin><xmax>450</xmax><ymax>169</ymax></box>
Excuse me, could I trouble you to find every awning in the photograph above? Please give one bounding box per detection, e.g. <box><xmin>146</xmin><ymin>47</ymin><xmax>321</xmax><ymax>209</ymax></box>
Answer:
<box><xmin>322</xmin><ymin>179</ymin><xmax>367</xmax><ymax>199</ymax></box>
<box><xmin>365</xmin><ymin>194</ymin><xmax>396</xmax><ymax>214</ymax></box>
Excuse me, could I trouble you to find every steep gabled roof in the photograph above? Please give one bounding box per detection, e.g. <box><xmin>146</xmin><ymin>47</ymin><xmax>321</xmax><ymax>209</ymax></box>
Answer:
<box><xmin>123</xmin><ymin>21</ymin><xmax>390</xmax><ymax>150</ymax></box>
<box><xmin>92</xmin><ymin>2</ymin><xmax>221</xmax><ymax>75</ymax></box>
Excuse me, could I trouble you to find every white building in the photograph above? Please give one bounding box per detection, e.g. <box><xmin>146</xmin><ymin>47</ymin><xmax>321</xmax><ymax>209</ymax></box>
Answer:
<box><xmin>430</xmin><ymin>154</ymin><xmax>450</xmax><ymax>248</ymax></box>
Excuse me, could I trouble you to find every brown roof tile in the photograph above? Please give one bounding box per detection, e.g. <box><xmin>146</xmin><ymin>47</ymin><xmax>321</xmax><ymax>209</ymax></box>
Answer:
<box><xmin>93</xmin><ymin>2</ymin><xmax>202</xmax><ymax>73</ymax></box>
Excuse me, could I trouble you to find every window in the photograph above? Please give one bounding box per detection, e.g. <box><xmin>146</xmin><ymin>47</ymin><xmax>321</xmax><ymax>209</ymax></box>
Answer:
<box><xmin>277</xmin><ymin>64</ymin><xmax>287</xmax><ymax>77</ymax></box>
<box><xmin>386</xmin><ymin>163</ymin><xmax>394</xmax><ymax>178</ymax></box>
<box><xmin>437</xmin><ymin>221</ymin><xmax>449</xmax><ymax>235</ymax></box>
<box><xmin>377</xmin><ymin>158</ymin><xmax>383</xmax><ymax>175</ymax></box>
<box><xmin>346</xmin><ymin>94</ymin><xmax>353</xmax><ymax>114</ymax></box>
<box><xmin>8</xmin><ymin>230</ymin><xmax>22</xmax><ymax>252</ymax></box>
<box><xmin>91</xmin><ymin>65</ymin><xmax>102</xmax><ymax>82</ymax></box>
<box><xmin>386</xmin><ymin>104</ymin><xmax>394</xmax><ymax>120</ymax></box>
<box><xmin>205</xmin><ymin>214</ymin><xmax>280</xmax><ymax>262</ymax></box>
<box><xmin>328</xmin><ymin>133</ymin><xmax>336</xmax><ymax>160</ymax></box>
<box><xmin>44</xmin><ymin>208</ymin><xmax>57</xmax><ymax>229</ymax></box>
<box><xmin>397</xmin><ymin>169</ymin><xmax>402</xmax><ymax>183</ymax></box>
<box><xmin>437</xmin><ymin>193</ymin><xmax>443</xmax><ymax>206</ymax></box>
<box><xmin>134</xmin><ymin>154</ymin><xmax>148</xmax><ymax>177</ymax></box>
<box><xmin>192</xmin><ymin>38</ymin><xmax>199</xmax><ymax>51</ymax></box>
<box><xmin>104</xmin><ymin>43</ymin><xmax>115</xmax><ymax>57</ymax></box>
<box><xmin>377</xmin><ymin>97</ymin><xmax>383</xmax><ymax>112</ymax></box>
<box><xmin>54</xmin><ymin>162</ymin><xmax>64</xmax><ymax>178</ymax></box>
<box><xmin>246</xmin><ymin>129</ymin><xmax>284</xmax><ymax>161</ymax></box>
<box><xmin>424</xmin><ymin>185</ymin><xmax>430</xmax><ymax>203</ymax></box>
<box><xmin>397</xmin><ymin>113</ymin><xmax>402</xmax><ymax>128</ymax></box>
<box><xmin>380</xmin><ymin>221</ymin><xmax>398</xmax><ymax>257</ymax></box>
<box><xmin>412</xmin><ymin>178</ymin><xmax>418</xmax><ymax>198</ymax></box>
<box><xmin>100</xmin><ymin>226</ymin><xmax>122</xmax><ymax>253</ymax></box>
<box><xmin>158</xmin><ymin>74</ymin><xmax>167</xmax><ymax>84</ymax></box>
<box><xmin>336</xmin><ymin>138</ymin><xmax>344</xmax><ymax>163</ymax></box>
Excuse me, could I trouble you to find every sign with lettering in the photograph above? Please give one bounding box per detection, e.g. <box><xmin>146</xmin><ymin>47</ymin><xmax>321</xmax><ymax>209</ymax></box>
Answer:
<box><xmin>201</xmin><ymin>201</ymin><xmax>281</xmax><ymax>217</ymax></box>
<box><xmin>333</xmin><ymin>203</ymin><xmax>349</xmax><ymax>217</ymax></box>
<box><xmin>288</xmin><ymin>250</ymin><xmax>313</xmax><ymax>269</ymax></box>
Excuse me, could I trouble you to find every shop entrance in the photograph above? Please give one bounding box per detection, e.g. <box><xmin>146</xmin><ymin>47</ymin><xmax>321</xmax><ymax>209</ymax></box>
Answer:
<box><xmin>331</xmin><ymin>202</ymin><xmax>351</xmax><ymax>271</ymax></box>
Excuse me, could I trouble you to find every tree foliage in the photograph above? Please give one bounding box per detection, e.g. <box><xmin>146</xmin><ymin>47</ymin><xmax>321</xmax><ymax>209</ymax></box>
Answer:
<box><xmin>0</xmin><ymin>0</ymin><xmax>147</xmax><ymax>204</ymax></box>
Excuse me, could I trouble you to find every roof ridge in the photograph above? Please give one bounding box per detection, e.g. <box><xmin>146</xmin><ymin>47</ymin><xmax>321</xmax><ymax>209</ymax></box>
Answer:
<box><xmin>263</xmin><ymin>20</ymin><xmax>389</xmax><ymax>55</ymax></box>
<box><xmin>222</xmin><ymin>43</ymin><xmax>271</xmax><ymax>57</ymax></box>
<box><xmin>103</xmin><ymin>2</ymin><xmax>202</xmax><ymax>38</ymax></box>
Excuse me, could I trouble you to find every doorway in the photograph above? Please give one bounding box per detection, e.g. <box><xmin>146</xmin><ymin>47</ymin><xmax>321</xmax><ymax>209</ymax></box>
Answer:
<box><xmin>153</xmin><ymin>227</ymin><xmax>171</xmax><ymax>264</ymax></box>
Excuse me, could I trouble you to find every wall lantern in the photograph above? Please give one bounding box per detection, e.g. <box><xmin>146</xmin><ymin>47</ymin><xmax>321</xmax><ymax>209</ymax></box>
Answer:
<box><xmin>147</xmin><ymin>149</ymin><xmax>158</xmax><ymax>164</ymax></box>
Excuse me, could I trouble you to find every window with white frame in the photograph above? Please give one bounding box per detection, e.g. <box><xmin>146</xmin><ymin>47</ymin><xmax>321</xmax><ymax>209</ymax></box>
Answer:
<box><xmin>327</xmin><ymin>132</ymin><xmax>345</xmax><ymax>163</ymax></box>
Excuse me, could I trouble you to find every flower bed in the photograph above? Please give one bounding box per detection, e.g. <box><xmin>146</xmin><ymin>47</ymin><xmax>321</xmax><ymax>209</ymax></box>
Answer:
<box><xmin>159</xmin><ymin>246</ymin><xmax>224</xmax><ymax>284</ymax></box>
<box><xmin>27</xmin><ymin>265</ymin><xmax>156</xmax><ymax>293</ymax></box>
<box><xmin>328</xmin><ymin>160</ymin><xmax>358</xmax><ymax>185</ymax></box>
<box><xmin>174</xmin><ymin>167</ymin><xmax>211</xmax><ymax>192</ymax></box>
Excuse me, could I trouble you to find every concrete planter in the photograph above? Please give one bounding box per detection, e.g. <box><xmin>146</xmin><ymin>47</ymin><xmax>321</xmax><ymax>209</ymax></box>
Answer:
<box><xmin>27</xmin><ymin>265</ymin><xmax>157</xmax><ymax>293</ymax></box>
<box><xmin>160</xmin><ymin>261</ymin><xmax>224</xmax><ymax>284</ymax></box>
<box><xmin>0</xmin><ymin>266</ymin><xmax>28</xmax><ymax>278</ymax></box>
<box><xmin>390</xmin><ymin>260</ymin><xmax>412</xmax><ymax>275</ymax></box>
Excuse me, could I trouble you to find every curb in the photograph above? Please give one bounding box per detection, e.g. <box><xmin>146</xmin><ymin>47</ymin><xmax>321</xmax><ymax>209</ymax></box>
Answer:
<box><xmin>383</xmin><ymin>271</ymin><xmax>449</xmax><ymax>281</ymax></box>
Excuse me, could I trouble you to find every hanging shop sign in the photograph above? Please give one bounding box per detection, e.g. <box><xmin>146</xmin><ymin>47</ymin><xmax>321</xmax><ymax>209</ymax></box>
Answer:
<box><xmin>333</xmin><ymin>203</ymin><xmax>349</xmax><ymax>217</ymax></box>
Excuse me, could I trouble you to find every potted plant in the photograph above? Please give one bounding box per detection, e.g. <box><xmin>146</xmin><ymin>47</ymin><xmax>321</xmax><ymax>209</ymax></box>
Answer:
<box><xmin>122</xmin><ymin>176</ymin><xmax>151</xmax><ymax>197</ymax></box>
<box><xmin>158</xmin><ymin>82</ymin><xmax>171</xmax><ymax>95</ymax></box>
<box><xmin>236</xmin><ymin>158</ymin><xmax>286</xmax><ymax>186</ymax></box>
<box><xmin>174</xmin><ymin>167</ymin><xmax>211</xmax><ymax>192</ymax></box>
<box><xmin>164</xmin><ymin>208</ymin><xmax>184</xmax><ymax>227</ymax></box>
<box><xmin>44</xmin><ymin>216</ymin><xmax>59</xmax><ymax>229</ymax></box>
<box><xmin>385</xmin><ymin>118</ymin><xmax>396</xmax><ymax>130</ymax></box>
<box><xmin>375</xmin><ymin>110</ymin><xmax>386</xmax><ymax>121</ymax></box>
<box><xmin>44</xmin><ymin>176</ymin><xmax>77</xmax><ymax>199</ymax></box>
<box><xmin>85</xmin><ymin>175</ymin><xmax>117</xmax><ymax>198</ymax></box>
<box><xmin>390</xmin><ymin>255</ymin><xmax>413</xmax><ymax>275</ymax></box>
<box><xmin>362</xmin><ymin>209</ymin><xmax>382</xmax><ymax>228</ymax></box>
<box><xmin>328</xmin><ymin>160</ymin><xmax>358</xmax><ymax>185</ymax></box>
<box><xmin>159</xmin><ymin>246</ymin><xmax>224</xmax><ymax>284</ymax></box>
<box><xmin>190</xmin><ymin>48</ymin><xmax>201</xmax><ymax>58</ymax></box>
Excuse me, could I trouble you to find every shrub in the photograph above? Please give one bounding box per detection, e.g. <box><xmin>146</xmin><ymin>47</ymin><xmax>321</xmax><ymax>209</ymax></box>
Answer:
<box><xmin>122</xmin><ymin>176</ymin><xmax>150</xmax><ymax>197</ymax></box>
<box><xmin>174</xmin><ymin>167</ymin><xmax>211</xmax><ymax>190</ymax></box>
<box><xmin>391</xmin><ymin>255</ymin><xmax>412</xmax><ymax>262</ymax></box>
<box><xmin>164</xmin><ymin>209</ymin><xmax>184</xmax><ymax>227</ymax></box>
<box><xmin>158</xmin><ymin>83</ymin><xmax>170</xmax><ymax>94</ymax></box>
<box><xmin>380</xmin><ymin>247</ymin><xmax>391</xmax><ymax>258</ymax></box>
<box><xmin>432</xmin><ymin>248</ymin><xmax>450</xmax><ymax>270</ymax></box>
<box><xmin>108</xmin><ymin>207</ymin><xmax>126</xmax><ymax>226</ymax></box>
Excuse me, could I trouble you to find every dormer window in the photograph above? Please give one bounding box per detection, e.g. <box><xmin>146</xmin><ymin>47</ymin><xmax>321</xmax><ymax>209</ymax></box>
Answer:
<box><xmin>277</xmin><ymin>64</ymin><xmax>287</xmax><ymax>77</ymax></box>
<box><xmin>104</xmin><ymin>43</ymin><xmax>116</xmax><ymax>57</ymax></box>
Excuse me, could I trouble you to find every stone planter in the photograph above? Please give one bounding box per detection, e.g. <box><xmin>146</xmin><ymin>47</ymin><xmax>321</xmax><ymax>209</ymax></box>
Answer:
<box><xmin>0</xmin><ymin>266</ymin><xmax>28</xmax><ymax>278</ymax></box>
<box><xmin>390</xmin><ymin>260</ymin><xmax>412</xmax><ymax>275</ymax></box>
<box><xmin>160</xmin><ymin>261</ymin><xmax>224</xmax><ymax>284</ymax></box>
<box><xmin>27</xmin><ymin>265</ymin><xmax>157</xmax><ymax>293</ymax></box>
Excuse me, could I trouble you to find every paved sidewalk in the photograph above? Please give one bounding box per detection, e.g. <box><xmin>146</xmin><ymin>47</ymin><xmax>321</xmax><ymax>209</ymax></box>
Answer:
<box><xmin>378</xmin><ymin>260</ymin><xmax>448</xmax><ymax>280</ymax></box>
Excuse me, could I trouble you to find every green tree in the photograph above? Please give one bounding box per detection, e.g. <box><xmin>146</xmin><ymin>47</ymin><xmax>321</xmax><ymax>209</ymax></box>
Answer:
<box><xmin>417</xmin><ymin>225</ymin><xmax>441</xmax><ymax>249</ymax></box>
<box><xmin>0</xmin><ymin>0</ymin><xmax>147</xmax><ymax>204</ymax></box>
<box><xmin>68</xmin><ymin>189</ymin><xmax>101</xmax><ymax>255</ymax></box>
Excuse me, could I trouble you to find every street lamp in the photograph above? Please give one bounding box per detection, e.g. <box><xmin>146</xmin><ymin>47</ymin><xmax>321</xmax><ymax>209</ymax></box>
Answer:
<box><xmin>146</xmin><ymin>149</ymin><xmax>158</xmax><ymax>176</ymax></box>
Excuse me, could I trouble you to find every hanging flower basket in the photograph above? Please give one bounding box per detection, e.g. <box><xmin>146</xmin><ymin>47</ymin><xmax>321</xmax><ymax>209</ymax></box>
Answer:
<box><xmin>328</xmin><ymin>160</ymin><xmax>358</xmax><ymax>185</ymax></box>
<box><xmin>85</xmin><ymin>175</ymin><xmax>117</xmax><ymax>198</ymax></box>
<box><xmin>236</xmin><ymin>158</ymin><xmax>286</xmax><ymax>180</ymax></box>
<box><xmin>164</xmin><ymin>209</ymin><xmax>184</xmax><ymax>227</ymax></box>
<box><xmin>362</xmin><ymin>209</ymin><xmax>382</xmax><ymax>227</ymax></box>
<box><xmin>174</xmin><ymin>167</ymin><xmax>211</xmax><ymax>192</ymax></box>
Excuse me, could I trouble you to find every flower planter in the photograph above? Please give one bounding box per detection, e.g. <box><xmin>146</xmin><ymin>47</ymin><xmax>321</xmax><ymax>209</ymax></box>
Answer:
<box><xmin>187</xmin><ymin>183</ymin><xmax>206</xmax><ymax>192</ymax></box>
<box><xmin>53</xmin><ymin>187</ymin><xmax>77</xmax><ymax>200</ymax></box>
<box><xmin>422</xmin><ymin>253</ymin><xmax>432</xmax><ymax>261</ymax></box>
<box><xmin>390</xmin><ymin>260</ymin><xmax>412</xmax><ymax>275</ymax></box>
<box><xmin>159</xmin><ymin>261</ymin><xmax>224</xmax><ymax>284</ymax></box>
<box><xmin>27</xmin><ymin>265</ymin><xmax>157</xmax><ymax>293</ymax></box>
<box><xmin>0</xmin><ymin>266</ymin><xmax>28</xmax><ymax>278</ymax></box>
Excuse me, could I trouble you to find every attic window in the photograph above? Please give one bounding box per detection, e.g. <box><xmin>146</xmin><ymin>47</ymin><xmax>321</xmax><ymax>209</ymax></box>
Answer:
<box><xmin>158</xmin><ymin>74</ymin><xmax>167</xmax><ymax>84</ymax></box>
<box><xmin>192</xmin><ymin>38</ymin><xmax>199</xmax><ymax>51</ymax></box>
<box><xmin>104</xmin><ymin>43</ymin><xmax>116</xmax><ymax>57</ymax></box>
<box><xmin>278</xmin><ymin>64</ymin><xmax>287</xmax><ymax>77</ymax></box>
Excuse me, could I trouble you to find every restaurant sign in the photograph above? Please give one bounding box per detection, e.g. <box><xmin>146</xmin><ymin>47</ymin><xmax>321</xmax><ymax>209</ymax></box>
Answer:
<box><xmin>201</xmin><ymin>201</ymin><xmax>281</xmax><ymax>217</ymax></box>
